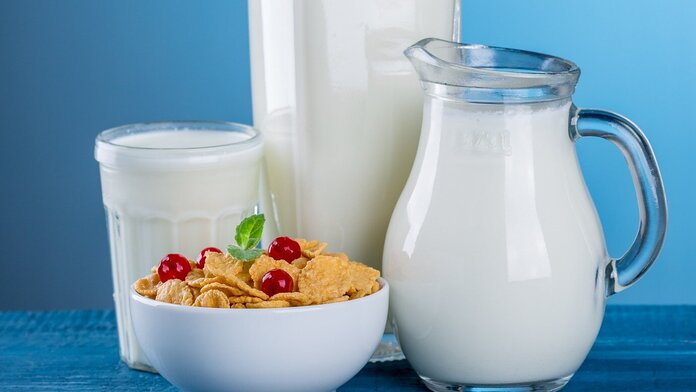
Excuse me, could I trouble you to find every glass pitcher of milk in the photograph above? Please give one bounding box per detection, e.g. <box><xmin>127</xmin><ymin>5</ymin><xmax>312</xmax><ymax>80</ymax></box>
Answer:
<box><xmin>383</xmin><ymin>39</ymin><xmax>667</xmax><ymax>391</ymax></box>
<box><xmin>248</xmin><ymin>0</ymin><xmax>460</xmax><ymax>270</ymax></box>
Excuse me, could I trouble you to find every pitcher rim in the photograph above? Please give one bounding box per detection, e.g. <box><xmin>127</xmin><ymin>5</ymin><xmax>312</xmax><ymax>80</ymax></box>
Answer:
<box><xmin>405</xmin><ymin>38</ymin><xmax>581</xmax><ymax>102</ymax></box>
<box><xmin>405</xmin><ymin>38</ymin><xmax>580</xmax><ymax>79</ymax></box>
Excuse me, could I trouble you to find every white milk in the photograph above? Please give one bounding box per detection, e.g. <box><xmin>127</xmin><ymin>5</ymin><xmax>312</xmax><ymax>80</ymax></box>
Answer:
<box><xmin>383</xmin><ymin>99</ymin><xmax>609</xmax><ymax>384</ymax></box>
<box><xmin>96</xmin><ymin>126</ymin><xmax>262</xmax><ymax>370</ymax></box>
<box><xmin>249</xmin><ymin>0</ymin><xmax>460</xmax><ymax>269</ymax></box>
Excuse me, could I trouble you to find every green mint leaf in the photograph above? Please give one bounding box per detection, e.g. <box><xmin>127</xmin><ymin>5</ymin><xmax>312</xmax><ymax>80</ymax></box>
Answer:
<box><xmin>227</xmin><ymin>245</ymin><xmax>263</xmax><ymax>262</ymax></box>
<box><xmin>234</xmin><ymin>213</ymin><xmax>265</xmax><ymax>250</ymax></box>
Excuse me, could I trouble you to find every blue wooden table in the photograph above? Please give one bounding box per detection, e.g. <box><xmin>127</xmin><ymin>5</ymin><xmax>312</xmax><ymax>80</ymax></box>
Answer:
<box><xmin>1</xmin><ymin>306</ymin><xmax>695</xmax><ymax>391</ymax></box>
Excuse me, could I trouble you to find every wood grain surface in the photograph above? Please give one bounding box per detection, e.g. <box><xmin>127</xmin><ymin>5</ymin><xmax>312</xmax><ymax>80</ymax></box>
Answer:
<box><xmin>1</xmin><ymin>306</ymin><xmax>695</xmax><ymax>391</ymax></box>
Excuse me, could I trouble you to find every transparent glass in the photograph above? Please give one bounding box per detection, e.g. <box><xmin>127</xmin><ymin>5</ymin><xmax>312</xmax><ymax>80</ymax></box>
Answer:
<box><xmin>248</xmin><ymin>0</ymin><xmax>461</xmax><ymax>361</ymax></box>
<box><xmin>383</xmin><ymin>39</ymin><xmax>667</xmax><ymax>391</ymax></box>
<box><xmin>95</xmin><ymin>121</ymin><xmax>263</xmax><ymax>371</ymax></box>
<box><xmin>249</xmin><ymin>0</ymin><xmax>461</xmax><ymax>270</ymax></box>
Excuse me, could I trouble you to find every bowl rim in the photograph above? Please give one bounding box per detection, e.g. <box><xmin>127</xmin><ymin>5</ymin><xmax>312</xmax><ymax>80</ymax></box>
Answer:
<box><xmin>130</xmin><ymin>277</ymin><xmax>389</xmax><ymax>314</ymax></box>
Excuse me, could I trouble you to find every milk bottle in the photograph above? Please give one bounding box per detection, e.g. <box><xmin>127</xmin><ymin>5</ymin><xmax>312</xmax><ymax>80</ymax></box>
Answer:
<box><xmin>248</xmin><ymin>0</ymin><xmax>461</xmax><ymax>269</ymax></box>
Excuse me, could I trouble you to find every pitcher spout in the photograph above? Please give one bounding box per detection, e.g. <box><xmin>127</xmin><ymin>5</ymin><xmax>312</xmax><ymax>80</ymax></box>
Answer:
<box><xmin>404</xmin><ymin>38</ymin><xmax>490</xmax><ymax>87</ymax></box>
<box><xmin>404</xmin><ymin>38</ymin><xmax>580</xmax><ymax>103</ymax></box>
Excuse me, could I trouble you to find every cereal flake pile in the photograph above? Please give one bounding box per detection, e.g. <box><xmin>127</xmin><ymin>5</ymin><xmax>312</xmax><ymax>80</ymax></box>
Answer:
<box><xmin>134</xmin><ymin>215</ymin><xmax>380</xmax><ymax>309</ymax></box>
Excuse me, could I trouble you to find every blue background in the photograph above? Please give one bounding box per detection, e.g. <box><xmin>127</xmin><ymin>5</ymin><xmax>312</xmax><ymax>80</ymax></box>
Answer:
<box><xmin>0</xmin><ymin>0</ymin><xmax>693</xmax><ymax>310</ymax></box>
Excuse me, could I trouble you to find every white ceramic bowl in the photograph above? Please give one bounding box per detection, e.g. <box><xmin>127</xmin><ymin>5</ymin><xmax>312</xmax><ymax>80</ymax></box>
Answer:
<box><xmin>130</xmin><ymin>278</ymin><xmax>389</xmax><ymax>392</ymax></box>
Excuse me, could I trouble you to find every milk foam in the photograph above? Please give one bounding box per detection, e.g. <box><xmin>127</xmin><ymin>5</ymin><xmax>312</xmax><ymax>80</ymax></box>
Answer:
<box><xmin>113</xmin><ymin>130</ymin><xmax>249</xmax><ymax>149</ymax></box>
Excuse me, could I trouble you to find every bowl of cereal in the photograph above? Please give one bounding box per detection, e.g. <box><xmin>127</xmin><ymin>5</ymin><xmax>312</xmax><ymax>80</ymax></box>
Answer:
<box><xmin>129</xmin><ymin>215</ymin><xmax>388</xmax><ymax>392</ymax></box>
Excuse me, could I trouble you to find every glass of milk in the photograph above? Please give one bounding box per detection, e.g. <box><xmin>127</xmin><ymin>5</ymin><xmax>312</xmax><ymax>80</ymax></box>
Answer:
<box><xmin>95</xmin><ymin>121</ymin><xmax>263</xmax><ymax>371</ymax></box>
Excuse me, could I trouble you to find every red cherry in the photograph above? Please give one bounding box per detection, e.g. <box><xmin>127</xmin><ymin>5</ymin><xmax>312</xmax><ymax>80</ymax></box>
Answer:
<box><xmin>197</xmin><ymin>246</ymin><xmax>222</xmax><ymax>268</ymax></box>
<box><xmin>157</xmin><ymin>253</ymin><xmax>192</xmax><ymax>282</ymax></box>
<box><xmin>260</xmin><ymin>269</ymin><xmax>294</xmax><ymax>297</ymax></box>
<box><xmin>268</xmin><ymin>236</ymin><xmax>301</xmax><ymax>263</ymax></box>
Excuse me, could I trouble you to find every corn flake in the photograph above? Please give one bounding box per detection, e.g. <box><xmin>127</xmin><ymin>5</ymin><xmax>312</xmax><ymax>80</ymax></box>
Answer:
<box><xmin>229</xmin><ymin>276</ymin><xmax>270</xmax><ymax>300</ymax></box>
<box><xmin>156</xmin><ymin>279</ymin><xmax>193</xmax><ymax>306</ymax></box>
<box><xmin>346</xmin><ymin>261</ymin><xmax>381</xmax><ymax>299</ymax></box>
<box><xmin>185</xmin><ymin>268</ymin><xmax>205</xmax><ymax>282</ymax></box>
<box><xmin>204</xmin><ymin>252</ymin><xmax>244</xmax><ymax>280</ymax></box>
<box><xmin>270</xmin><ymin>292</ymin><xmax>312</xmax><ymax>306</ymax></box>
<box><xmin>296</xmin><ymin>238</ymin><xmax>328</xmax><ymax>259</ymax></box>
<box><xmin>187</xmin><ymin>276</ymin><xmax>225</xmax><ymax>288</ymax></box>
<box><xmin>246</xmin><ymin>300</ymin><xmax>290</xmax><ymax>309</ymax></box>
<box><xmin>323</xmin><ymin>295</ymin><xmax>349</xmax><ymax>304</ymax></box>
<box><xmin>134</xmin><ymin>273</ymin><xmax>160</xmax><ymax>299</ymax></box>
<box><xmin>193</xmin><ymin>289</ymin><xmax>230</xmax><ymax>308</ymax></box>
<box><xmin>200</xmin><ymin>282</ymin><xmax>246</xmax><ymax>297</ymax></box>
<box><xmin>291</xmin><ymin>257</ymin><xmax>309</xmax><ymax>269</ymax></box>
<box><xmin>228</xmin><ymin>295</ymin><xmax>263</xmax><ymax>304</ymax></box>
<box><xmin>298</xmin><ymin>255</ymin><xmax>351</xmax><ymax>304</ymax></box>
<box><xmin>190</xmin><ymin>286</ymin><xmax>201</xmax><ymax>301</ymax></box>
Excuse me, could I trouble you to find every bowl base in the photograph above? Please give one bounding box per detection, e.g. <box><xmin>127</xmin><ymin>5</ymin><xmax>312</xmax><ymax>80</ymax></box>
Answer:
<box><xmin>420</xmin><ymin>374</ymin><xmax>573</xmax><ymax>392</ymax></box>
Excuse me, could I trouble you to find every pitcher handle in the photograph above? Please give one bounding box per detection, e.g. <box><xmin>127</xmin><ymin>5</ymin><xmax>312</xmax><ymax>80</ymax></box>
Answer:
<box><xmin>571</xmin><ymin>107</ymin><xmax>667</xmax><ymax>296</ymax></box>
